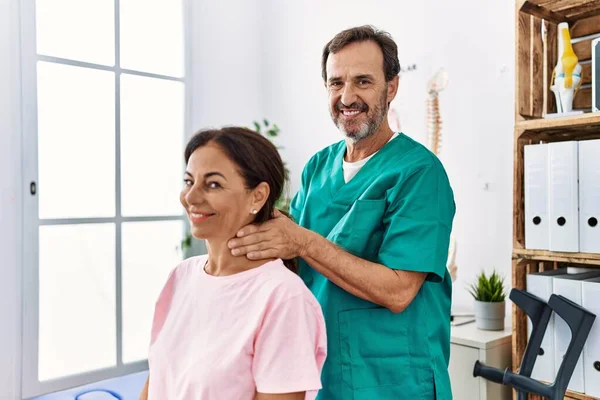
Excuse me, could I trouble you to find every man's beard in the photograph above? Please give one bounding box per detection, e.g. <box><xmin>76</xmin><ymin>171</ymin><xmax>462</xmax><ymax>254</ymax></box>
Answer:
<box><xmin>331</xmin><ymin>87</ymin><xmax>388</xmax><ymax>144</ymax></box>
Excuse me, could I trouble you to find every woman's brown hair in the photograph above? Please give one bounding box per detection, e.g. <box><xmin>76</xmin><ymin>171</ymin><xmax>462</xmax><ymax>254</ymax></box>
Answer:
<box><xmin>184</xmin><ymin>127</ymin><xmax>298</xmax><ymax>273</ymax></box>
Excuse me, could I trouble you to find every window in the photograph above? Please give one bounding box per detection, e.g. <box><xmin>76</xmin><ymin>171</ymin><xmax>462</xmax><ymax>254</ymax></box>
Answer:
<box><xmin>21</xmin><ymin>0</ymin><xmax>190</xmax><ymax>397</ymax></box>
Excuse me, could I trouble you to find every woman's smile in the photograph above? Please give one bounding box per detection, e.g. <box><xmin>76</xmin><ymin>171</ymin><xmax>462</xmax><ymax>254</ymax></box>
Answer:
<box><xmin>189</xmin><ymin>211</ymin><xmax>216</xmax><ymax>224</ymax></box>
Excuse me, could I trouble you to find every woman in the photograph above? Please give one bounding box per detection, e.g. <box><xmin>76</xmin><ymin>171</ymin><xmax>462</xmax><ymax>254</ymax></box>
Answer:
<box><xmin>139</xmin><ymin>127</ymin><xmax>327</xmax><ymax>400</ymax></box>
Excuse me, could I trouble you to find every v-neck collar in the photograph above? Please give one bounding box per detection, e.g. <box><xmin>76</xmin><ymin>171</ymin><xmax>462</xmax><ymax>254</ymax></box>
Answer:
<box><xmin>328</xmin><ymin>133</ymin><xmax>403</xmax><ymax>204</ymax></box>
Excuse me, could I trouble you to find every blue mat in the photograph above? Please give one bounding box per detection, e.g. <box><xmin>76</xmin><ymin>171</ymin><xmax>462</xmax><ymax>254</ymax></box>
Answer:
<box><xmin>31</xmin><ymin>371</ymin><xmax>148</xmax><ymax>400</ymax></box>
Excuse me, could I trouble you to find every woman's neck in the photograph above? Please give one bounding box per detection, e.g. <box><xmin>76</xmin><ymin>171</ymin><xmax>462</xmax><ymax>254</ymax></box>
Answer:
<box><xmin>204</xmin><ymin>238</ymin><xmax>275</xmax><ymax>276</ymax></box>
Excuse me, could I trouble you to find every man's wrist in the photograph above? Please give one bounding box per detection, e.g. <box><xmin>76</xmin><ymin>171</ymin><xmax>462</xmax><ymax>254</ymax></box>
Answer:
<box><xmin>296</xmin><ymin>225</ymin><xmax>314</xmax><ymax>259</ymax></box>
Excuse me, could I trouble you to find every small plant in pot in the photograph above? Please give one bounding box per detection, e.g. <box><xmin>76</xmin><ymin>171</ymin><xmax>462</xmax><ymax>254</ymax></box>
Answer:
<box><xmin>468</xmin><ymin>270</ymin><xmax>507</xmax><ymax>331</ymax></box>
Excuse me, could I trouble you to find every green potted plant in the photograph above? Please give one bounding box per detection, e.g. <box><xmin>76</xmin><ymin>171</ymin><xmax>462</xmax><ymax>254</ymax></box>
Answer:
<box><xmin>468</xmin><ymin>270</ymin><xmax>507</xmax><ymax>331</ymax></box>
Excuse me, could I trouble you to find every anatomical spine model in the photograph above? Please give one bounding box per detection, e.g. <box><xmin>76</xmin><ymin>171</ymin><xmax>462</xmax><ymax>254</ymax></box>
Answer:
<box><xmin>550</xmin><ymin>22</ymin><xmax>583</xmax><ymax>114</ymax></box>
<box><xmin>426</xmin><ymin>68</ymin><xmax>458</xmax><ymax>282</ymax></box>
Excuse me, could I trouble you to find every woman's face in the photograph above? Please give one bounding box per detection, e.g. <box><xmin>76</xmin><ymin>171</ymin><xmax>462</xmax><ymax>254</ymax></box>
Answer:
<box><xmin>180</xmin><ymin>142</ymin><xmax>268</xmax><ymax>241</ymax></box>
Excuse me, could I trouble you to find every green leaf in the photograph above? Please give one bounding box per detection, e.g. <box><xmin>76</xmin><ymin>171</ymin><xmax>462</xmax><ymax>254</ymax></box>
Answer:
<box><xmin>178</xmin><ymin>234</ymin><xmax>192</xmax><ymax>252</ymax></box>
<box><xmin>249</xmin><ymin>118</ymin><xmax>291</xmax><ymax>203</ymax></box>
<box><xmin>467</xmin><ymin>283</ymin><xmax>480</xmax><ymax>300</ymax></box>
<box><xmin>491</xmin><ymin>286</ymin><xmax>502</xmax><ymax>302</ymax></box>
<box><xmin>275</xmin><ymin>195</ymin><xmax>291</xmax><ymax>213</ymax></box>
<box><xmin>470</xmin><ymin>268</ymin><xmax>506</xmax><ymax>302</ymax></box>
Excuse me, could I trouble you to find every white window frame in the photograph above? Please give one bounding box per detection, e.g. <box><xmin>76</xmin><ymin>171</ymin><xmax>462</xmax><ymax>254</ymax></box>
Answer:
<box><xmin>19</xmin><ymin>0</ymin><xmax>193</xmax><ymax>397</ymax></box>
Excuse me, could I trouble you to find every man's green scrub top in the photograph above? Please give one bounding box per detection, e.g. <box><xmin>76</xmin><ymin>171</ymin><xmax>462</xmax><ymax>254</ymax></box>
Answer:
<box><xmin>290</xmin><ymin>133</ymin><xmax>456</xmax><ymax>400</ymax></box>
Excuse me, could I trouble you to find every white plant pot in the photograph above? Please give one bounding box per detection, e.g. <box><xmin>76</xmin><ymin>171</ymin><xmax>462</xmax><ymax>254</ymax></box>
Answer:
<box><xmin>474</xmin><ymin>300</ymin><xmax>505</xmax><ymax>331</ymax></box>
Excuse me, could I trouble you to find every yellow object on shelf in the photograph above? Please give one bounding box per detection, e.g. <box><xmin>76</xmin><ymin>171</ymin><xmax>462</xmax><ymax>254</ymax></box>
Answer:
<box><xmin>561</xmin><ymin>26</ymin><xmax>579</xmax><ymax>89</ymax></box>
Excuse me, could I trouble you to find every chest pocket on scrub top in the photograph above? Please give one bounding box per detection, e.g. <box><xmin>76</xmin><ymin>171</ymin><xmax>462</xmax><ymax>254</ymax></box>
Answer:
<box><xmin>344</xmin><ymin>199</ymin><xmax>386</xmax><ymax>260</ymax></box>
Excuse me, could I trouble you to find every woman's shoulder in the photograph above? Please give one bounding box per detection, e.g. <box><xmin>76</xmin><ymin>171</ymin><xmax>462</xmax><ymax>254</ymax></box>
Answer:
<box><xmin>258</xmin><ymin>260</ymin><xmax>321</xmax><ymax>307</ymax></box>
<box><xmin>164</xmin><ymin>254</ymin><xmax>207</xmax><ymax>284</ymax></box>
<box><xmin>179</xmin><ymin>254</ymin><xmax>207</xmax><ymax>270</ymax></box>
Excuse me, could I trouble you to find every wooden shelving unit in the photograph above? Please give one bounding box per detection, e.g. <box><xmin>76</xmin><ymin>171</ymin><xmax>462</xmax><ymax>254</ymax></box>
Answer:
<box><xmin>517</xmin><ymin>114</ymin><xmax>600</xmax><ymax>140</ymax></box>
<box><xmin>512</xmin><ymin>249</ymin><xmax>600</xmax><ymax>266</ymax></box>
<box><xmin>513</xmin><ymin>1</ymin><xmax>600</xmax><ymax>400</ymax></box>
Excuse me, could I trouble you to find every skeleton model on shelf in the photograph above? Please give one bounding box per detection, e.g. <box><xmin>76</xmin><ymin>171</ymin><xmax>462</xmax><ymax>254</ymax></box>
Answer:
<box><xmin>426</xmin><ymin>68</ymin><xmax>458</xmax><ymax>282</ymax></box>
<box><xmin>550</xmin><ymin>22</ymin><xmax>583</xmax><ymax>115</ymax></box>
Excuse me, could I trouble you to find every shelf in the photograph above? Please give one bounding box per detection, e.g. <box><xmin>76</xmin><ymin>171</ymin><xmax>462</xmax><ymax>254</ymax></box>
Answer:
<box><xmin>513</xmin><ymin>248</ymin><xmax>600</xmax><ymax>266</ymax></box>
<box><xmin>529</xmin><ymin>384</ymin><xmax>600</xmax><ymax>399</ymax></box>
<box><xmin>520</xmin><ymin>0</ymin><xmax>600</xmax><ymax>24</ymax></box>
<box><xmin>565</xmin><ymin>388</ymin><xmax>600</xmax><ymax>400</ymax></box>
<box><xmin>517</xmin><ymin>113</ymin><xmax>600</xmax><ymax>141</ymax></box>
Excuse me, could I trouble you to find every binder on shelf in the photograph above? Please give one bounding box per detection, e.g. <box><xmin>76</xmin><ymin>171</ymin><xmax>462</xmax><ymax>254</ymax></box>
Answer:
<box><xmin>593</xmin><ymin>37</ymin><xmax>599</xmax><ymax>113</ymax></box>
<box><xmin>582</xmin><ymin>277</ymin><xmax>600</xmax><ymax>397</ymax></box>
<box><xmin>578</xmin><ymin>139</ymin><xmax>600</xmax><ymax>254</ymax></box>
<box><xmin>548</xmin><ymin>141</ymin><xmax>579</xmax><ymax>253</ymax></box>
<box><xmin>553</xmin><ymin>271</ymin><xmax>600</xmax><ymax>393</ymax></box>
<box><xmin>526</xmin><ymin>268</ymin><xmax>568</xmax><ymax>382</ymax></box>
<box><xmin>524</xmin><ymin>143</ymin><xmax>549</xmax><ymax>250</ymax></box>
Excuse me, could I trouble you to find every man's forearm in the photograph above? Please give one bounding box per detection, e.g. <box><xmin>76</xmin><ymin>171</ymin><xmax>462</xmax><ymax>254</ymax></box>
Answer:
<box><xmin>299</xmin><ymin>228</ymin><xmax>426</xmax><ymax>313</ymax></box>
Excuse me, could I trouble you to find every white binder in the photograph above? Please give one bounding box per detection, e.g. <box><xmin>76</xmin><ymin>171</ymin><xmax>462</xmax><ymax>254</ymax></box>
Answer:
<box><xmin>593</xmin><ymin>37</ymin><xmax>599</xmax><ymax>112</ymax></box>
<box><xmin>524</xmin><ymin>144</ymin><xmax>549</xmax><ymax>250</ymax></box>
<box><xmin>526</xmin><ymin>268</ymin><xmax>568</xmax><ymax>382</ymax></box>
<box><xmin>553</xmin><ymin>271</ymin><xmax>600</xmax><ymax>393</ymax></box>
<box><xmin>582</xmin><ymin>277</ymin><xmax>600</xmax><ymax>397</ymax></box>
<box><xmin>548</xmin><ymin>141</ymin><xmax>579</xmax><ymax>252</ymax></box>
<box><xmin>578</xmin><ymin>139</ymin><xmax>600</xmax><ymax>253</ymax></box>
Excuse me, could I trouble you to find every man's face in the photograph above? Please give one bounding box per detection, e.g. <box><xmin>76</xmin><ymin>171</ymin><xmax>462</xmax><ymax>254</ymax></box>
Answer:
<box><xmin>325</xmin><ymin>40</ymin><xmax>397</xmax><ymax>142</ymax></box>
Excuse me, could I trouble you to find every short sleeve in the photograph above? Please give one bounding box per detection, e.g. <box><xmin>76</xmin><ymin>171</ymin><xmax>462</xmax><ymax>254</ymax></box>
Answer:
<box><xmin>252</xmin><ymin>295</ymin><xmax>327</xmax><ymax>397</ymax></box>
<box><xmin>378</xmin><ymin>161</ymin><xmax>455</xmax><ymax>282</ymax></box>
<box><xmin>289</xmin><ymin>160</ymin><xmax>312</xmax><ymax>221</ymax></box>
<box><xmin>149</xmin><ymin>269</ymin><xmax>177</xmax><ymax>346</ymax></box>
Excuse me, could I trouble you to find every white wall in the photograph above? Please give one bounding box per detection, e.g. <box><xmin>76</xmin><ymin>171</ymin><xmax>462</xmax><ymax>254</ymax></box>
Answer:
<box><xmin>0</xmin><ymin>0</ymin><xmax>22</xmax><ymax>398</ymax></box>
<box><xmin>188</xmin><ymin>0</ymin><xmax>265</xmax><ymax>132</ymax></box>
<box><xmin>261</xmin><ymin>0</ymin><xmax>515</xmax><ymax>312</ymax></box>
<box><xmin>185</xmin><ymin>0</ymin><xmax>266</xmax><ymax>256</ymax></box>
<box><xmin>425</xmin><ymin>0</ymin><xmax>515</xmax><ymax>311</ymax></box>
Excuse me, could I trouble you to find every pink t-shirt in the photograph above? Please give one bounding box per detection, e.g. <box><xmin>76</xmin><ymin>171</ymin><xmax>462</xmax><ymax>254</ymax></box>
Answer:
<box><xmin>147</xmin><ymin>255</ymin><xmax>327</xmax><ymax>400</ymax></box>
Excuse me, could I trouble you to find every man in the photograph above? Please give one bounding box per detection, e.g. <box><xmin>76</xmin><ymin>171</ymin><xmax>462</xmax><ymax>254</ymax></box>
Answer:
<box><xmin>229</xmin><ymin>25</ymin><xmax>455</xmax><ymax>399</ymax></box>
